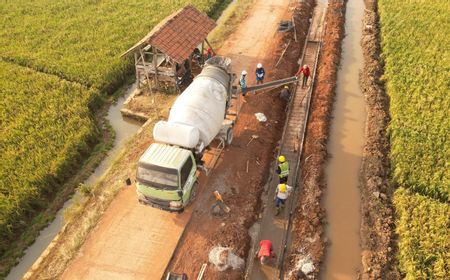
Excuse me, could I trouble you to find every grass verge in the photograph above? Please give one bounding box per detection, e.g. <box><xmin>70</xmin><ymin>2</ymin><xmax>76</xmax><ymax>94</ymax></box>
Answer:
<box><xmin>208</xmin><ymin>0</ymin><xmax>256</xmax><ymax>50</ymax></box>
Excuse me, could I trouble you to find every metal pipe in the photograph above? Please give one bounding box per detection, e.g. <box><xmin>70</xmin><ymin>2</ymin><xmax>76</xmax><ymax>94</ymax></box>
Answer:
<box><xmin>242</xmin><ymin>76</ymin><xmax>298</xmax><ymax>93</ymax></box>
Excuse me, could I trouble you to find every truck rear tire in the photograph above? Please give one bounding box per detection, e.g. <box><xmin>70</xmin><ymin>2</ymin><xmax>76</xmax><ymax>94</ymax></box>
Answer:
<box><xmin>226</xmin><ymin>128</ymin><xmax>233</xmax><ymax>145</ymax></box>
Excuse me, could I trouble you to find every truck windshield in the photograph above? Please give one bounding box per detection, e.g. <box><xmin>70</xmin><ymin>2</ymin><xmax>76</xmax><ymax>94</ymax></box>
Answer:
<box><xmin>137</xmin><ymin>165</ymin><xmax>178</xmax><ymax>190</ymax></box>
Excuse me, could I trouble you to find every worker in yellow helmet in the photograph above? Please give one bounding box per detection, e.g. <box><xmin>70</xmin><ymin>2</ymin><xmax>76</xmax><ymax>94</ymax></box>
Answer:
<box><xmin>275</xmin><ymin>183</ymin><xmax>293</xmax><ymax>215</ymax></box>
<box><xmin>276</xmin><ymin>155</ymin><xmax>289</xmax><ymax>183</ymax></box>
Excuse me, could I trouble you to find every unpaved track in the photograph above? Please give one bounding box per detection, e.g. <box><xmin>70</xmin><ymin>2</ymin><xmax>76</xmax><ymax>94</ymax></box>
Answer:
<box><xmin>220</xmin><ymin>0</ymin><xmax>291</xmax><ymax>80</ymax></box>
<box><xmin>61</xmin><ymin>186</ymin><xmax>191</xmax><ymax>280</ymax></box>
<box><xmin>60</xmin><ymin>1</ymin><xmax>291</xmax><ymax>279</ymax></box>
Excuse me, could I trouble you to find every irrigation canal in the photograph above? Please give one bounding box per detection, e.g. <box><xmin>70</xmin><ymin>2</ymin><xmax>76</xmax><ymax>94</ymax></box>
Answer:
<box><xmin>322</xmin><ymin>0</ymin><xmax>365</xmax><ymax>279</ymax></box>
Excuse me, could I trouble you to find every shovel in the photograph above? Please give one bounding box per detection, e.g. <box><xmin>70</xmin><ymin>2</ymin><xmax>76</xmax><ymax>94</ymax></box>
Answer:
<box><xmin>247</xmin><ymin>135</ymin><xmax>259</xmax><ymax>146</ymax></box>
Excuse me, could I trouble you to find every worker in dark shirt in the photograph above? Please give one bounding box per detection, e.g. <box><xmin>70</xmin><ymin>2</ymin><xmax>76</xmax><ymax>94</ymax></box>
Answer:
<box><xmin>255</xmin><ymin>63</ymin><xmax>265</xmax><ymax>85</ymax></box>
<box><xmin>280</xmin><ymin>85</ymin><xmax>291</xmax><ymax>102</ymax></box>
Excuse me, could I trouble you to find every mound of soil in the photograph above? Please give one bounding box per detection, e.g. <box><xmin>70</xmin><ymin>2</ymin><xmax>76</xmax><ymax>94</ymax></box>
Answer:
<box><xmin>359</xmin><ymin>0</ymin><xmax>400</xmax><ymax>279</ymax></box>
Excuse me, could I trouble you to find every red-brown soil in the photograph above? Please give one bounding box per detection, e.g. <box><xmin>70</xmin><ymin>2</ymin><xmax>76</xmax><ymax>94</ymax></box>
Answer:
<box><xmin>359</xmin><ymin>0</ymin><xmax>400</xmax><ymax>279</ymax></box>
<box><xmin>165</xmin><ymin>0</ymin><xmax>315</xmax><ymax>279</ymax></box>
<box><xmin>285</xmin><ymin>0</ymin><xmax>347</xmax><ymax>278</ymax></box>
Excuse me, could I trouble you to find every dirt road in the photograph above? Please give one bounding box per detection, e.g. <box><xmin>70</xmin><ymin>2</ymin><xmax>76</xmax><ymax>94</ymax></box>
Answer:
<box><xmin>61</xmin><ymin>186</ymin><xmax>191</xmax><ymax>280</ymax></box>
<box><xmin>219</xmin><ymin>0</ymin><xmax>290</xmax><ymax>79</ymax></box>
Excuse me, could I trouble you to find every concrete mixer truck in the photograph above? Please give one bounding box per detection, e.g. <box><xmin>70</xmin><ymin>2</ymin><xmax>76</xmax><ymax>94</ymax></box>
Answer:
<box><xmin>136</xmin><ymin>57</ymin><xmax>237</xmax><ymax>211</ymax></box>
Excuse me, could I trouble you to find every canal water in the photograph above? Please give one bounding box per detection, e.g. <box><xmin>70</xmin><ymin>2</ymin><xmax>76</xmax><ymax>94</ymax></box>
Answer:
<box><xmin>6</xmin><ymin>86</ymin><xmax>142</xmax><ymax>280</ymax></box>
<box><xmin>322</xmin><ymin>0</ymin><xmax>365</xmax><ymax>279</ymax></box>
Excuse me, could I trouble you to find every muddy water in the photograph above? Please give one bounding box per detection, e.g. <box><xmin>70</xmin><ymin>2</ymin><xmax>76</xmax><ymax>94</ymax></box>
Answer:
<box><xmin>6</xmin><ymin>85</ymin><xmax>141</xmax><ymax>280</ymax></box>
<box><xmin>322</xmin><ymin>0</ymin><xmax>365</xmax><ymax>279</ymax></box>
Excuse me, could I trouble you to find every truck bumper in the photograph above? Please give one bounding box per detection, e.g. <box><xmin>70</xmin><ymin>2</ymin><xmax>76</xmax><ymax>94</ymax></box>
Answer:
<box><xmin>137</xmin><ymin>192</ymin><xmax>184</xmax><ymax>213</ymax></box>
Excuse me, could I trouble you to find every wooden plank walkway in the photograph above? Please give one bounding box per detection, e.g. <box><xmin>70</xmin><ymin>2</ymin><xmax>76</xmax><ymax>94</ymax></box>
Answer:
<box><xmin>246</xmin><ymin>2</ymin><xmax>326</xmax><ymax>279</ymax></box>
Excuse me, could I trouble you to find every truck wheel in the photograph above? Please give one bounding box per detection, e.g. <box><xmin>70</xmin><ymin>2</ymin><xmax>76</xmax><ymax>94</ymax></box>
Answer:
<box><xmin>226</xmin><ymin>128</ymin><xmax>233</xmax><ymax>145</ymax></box>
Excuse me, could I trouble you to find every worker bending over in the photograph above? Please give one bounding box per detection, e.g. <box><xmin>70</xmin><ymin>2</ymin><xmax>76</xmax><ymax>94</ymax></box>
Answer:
<box><xmin>257</xmin><ymin>240</ymin><xmax>276</xmax><ymax>265</ymax></box>
<box><xmin>276</xmin><ymin>155</ymin><xmax>289</xmax><ymax>183</ymax></box>
<box><xmin>280</xmin><ymin>85</ymin><xmax>291</xmax><ymax>102</ymax></box>
<box><xmin>275</xmin><ymin>183</ymin><xmax>293</xmax><ymax>215</ymax></box>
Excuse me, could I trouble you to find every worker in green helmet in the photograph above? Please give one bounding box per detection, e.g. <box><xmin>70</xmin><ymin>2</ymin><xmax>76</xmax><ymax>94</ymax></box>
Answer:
<box><xmin>276</xmin><ymin>155</ymin><xmax>289</xmax><ymax>183</ymax></box>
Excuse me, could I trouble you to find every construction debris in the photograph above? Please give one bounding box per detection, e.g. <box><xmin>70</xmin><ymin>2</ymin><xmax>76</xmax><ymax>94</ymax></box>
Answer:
<box><xmin>165</xmin><ymin>272</ymin><xmax>188</xmax><ymax>280</ymax></box>
<box><xmin>196</xmin><ymin>263</ymin><xmax>207</xmax><ymax>280</ymax></box>
<box><xmin>208</xmin><ymin>247</ymin><xmax>244</xmax><ymax>271</ymax></box>
<box><xmin>255</xmin><ymin>112</ymin><xmax>267</xmax><ymax>122</ymax></box>
<box><xmin>287</xmin><ymin>255</ymin><xmax>315</xmax><ymax>278</ymax></box>
<box><xmin>278</xmin><ymin>20</ymin><xmax>294</xmax><ymax>32</ymax></box>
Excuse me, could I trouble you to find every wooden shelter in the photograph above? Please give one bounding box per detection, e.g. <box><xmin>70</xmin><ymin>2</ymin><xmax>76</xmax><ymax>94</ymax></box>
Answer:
<box><xmin>121</xmin><ymin>5</ymin><xmax>216</xmax><ymax>91</ymax></box>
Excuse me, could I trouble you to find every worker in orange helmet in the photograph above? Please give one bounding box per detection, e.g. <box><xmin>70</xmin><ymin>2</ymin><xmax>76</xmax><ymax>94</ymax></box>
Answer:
<box><xmin>256</xmin><ymin>239</ymin><xmax>276</xmax><ymax>265</ymax></box>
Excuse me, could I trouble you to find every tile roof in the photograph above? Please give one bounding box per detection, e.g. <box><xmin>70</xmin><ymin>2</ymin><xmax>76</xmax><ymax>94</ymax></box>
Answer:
<box><xmin>122</xmin><ymin>5</ymin><xmax>216</xmax><ymax>64</ymax></box>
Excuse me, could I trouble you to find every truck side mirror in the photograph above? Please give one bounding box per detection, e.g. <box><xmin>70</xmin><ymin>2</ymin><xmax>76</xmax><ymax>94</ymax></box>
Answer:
<box><xmin>125</xmin><ymin>178</ymin><xmax>132</xmax><ymax>186</ymax></box>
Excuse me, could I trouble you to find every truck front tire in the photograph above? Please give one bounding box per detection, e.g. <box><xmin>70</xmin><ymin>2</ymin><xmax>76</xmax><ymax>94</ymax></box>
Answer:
<box><xmin>226</xmin><ymin>128</ymin><xmax>233</xmax><ymax>145</ymax></box>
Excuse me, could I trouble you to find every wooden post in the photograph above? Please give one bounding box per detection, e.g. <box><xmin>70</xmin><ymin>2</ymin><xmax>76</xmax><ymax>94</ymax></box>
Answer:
<box><xmin>275</xmin><ymin>39</ymin><xmax>292</xmax><ymax>67</ymax></box>
<box><xmin>173</xmin><ymin>61</ymin><xmax>179</xmax><ymax>93</ymax></box>
<box><xmin>134</xmin><ymin>52</ymin><xmax>140</xmax><ymax>88</ymax></box>
<box><xmin>189</xmin><ymin>55</ymin><xmax>192</xmax><ymax>71</ymax></box>
<box><xmin>139</xmin><ymin>48</ymin><xmax>152</xmax><ymax>92</ymax></box>
<box><xmin>204</xmin><ymin>39</ymin><xmax>215</xmax><ymax>56</ymax></box>
<box><xmin>292</xmin><ymin>15</ymin><xmax>297</xmax><ymax>42</ymax></box>
<box><xmin>152</xmin><ymin>46</ymin><xmax>158</xmax><ymax>87</ymax></box>
<box><xmin>201</xmin><ymin>40</ymin><xmax>205</xmax><ymax>65</ymax></box>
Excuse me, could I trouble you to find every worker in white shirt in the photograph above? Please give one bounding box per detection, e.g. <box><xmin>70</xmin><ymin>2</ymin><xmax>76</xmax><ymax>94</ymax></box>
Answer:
<box><xmin>275</xmin><ymin>183</ymin><xmax>293</xmax><ymax>215</ymax></box>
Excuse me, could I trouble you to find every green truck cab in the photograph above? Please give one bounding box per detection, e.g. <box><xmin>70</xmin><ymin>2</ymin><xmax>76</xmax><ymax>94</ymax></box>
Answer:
<box><xmin>136</xmin><ymin>143</ymin><xmax>197</xmax><ymax>212</ymax></box>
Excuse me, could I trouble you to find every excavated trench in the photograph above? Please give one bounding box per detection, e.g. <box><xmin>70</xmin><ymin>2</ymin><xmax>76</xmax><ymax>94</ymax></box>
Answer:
<box><xmin>6</xmin><ymin>86</ymin><xmax>141</xmax><ymax>280</ymax></box>
<box><xmin>322</xmin><ymin>0</ymin><xmax>365</xmax><ymax>279</ymax></box>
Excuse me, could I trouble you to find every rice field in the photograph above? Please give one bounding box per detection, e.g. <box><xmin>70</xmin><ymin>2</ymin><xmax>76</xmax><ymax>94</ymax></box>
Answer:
<box><xmin>379</xmin><ymin>0</ymin><xmax>450</xmax><ymax>278</ymax></box>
